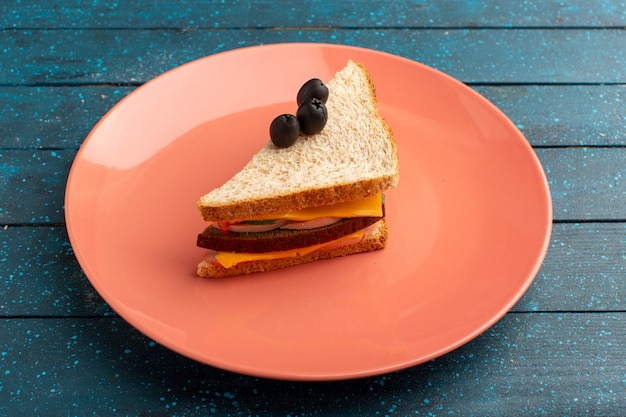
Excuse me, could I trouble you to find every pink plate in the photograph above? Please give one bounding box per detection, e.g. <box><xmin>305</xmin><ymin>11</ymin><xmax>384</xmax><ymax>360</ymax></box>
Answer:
<box><xmin>65</xmin><ymin>43</ymin><xmax>552</xmax><ymax>380</ymax></box>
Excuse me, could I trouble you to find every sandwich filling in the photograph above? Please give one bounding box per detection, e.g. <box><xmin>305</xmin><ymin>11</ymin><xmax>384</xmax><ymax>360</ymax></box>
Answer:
<box><xmin>204</xmin><ymin>226</ymin><xmax>374</xmax><ymax>269</ymax></box>
<box><xmin>197</xmin><ymin>194</ymin><xmax>385</xmax><ymax>268</ymax></box>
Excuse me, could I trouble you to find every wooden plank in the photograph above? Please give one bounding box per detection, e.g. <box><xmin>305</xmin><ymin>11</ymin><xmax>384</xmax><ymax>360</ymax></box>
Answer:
<box><xmin>2</xmin><ymin>85</ymin><xmax>625</xmax><ymax>149</ymax></box>
<box><xmin>536</xmin><ymin>148</ymin><xmax>626</xmax><ymax>221</ymax></box>
<box><xmin>474</xmin><ymin>85</ymin><xmax>626</xmax><ymax>147</ymax></box>
<box><xmin>513</xmin><ymin>222</ymin><xmax>626</xmax><ymax>313</ymax></box>
<box><xmin>2</xmin><ymin>148</ymin><xmax>626</xmax><ymax>224</ymax></box>
<box><xmin>0</xmin><ymin>226</ymin><xmax>112</xmax><ymax>317</ymax></box>
<box><xmin>0</xmin><ymin>86</ymin><xmax>134</xmax><ymax>149</ymax></box>
<box><xmin>0</xmin><ymin>150</ymin><xmax>70</xmax><ymax>224</ymax></box>
<box><xmin>3</xmin><ymin>0</ymin><xmax>626</xmax><ymax>29</ymax></box>
<box><xmin>1</xmin><ymin>313</ymin><xmax>625</xmax><ymax>415</ymax></box>
<box><xmin>2</xmin><ymin>29</ymin><xmax>625</xmax><ymax>85</ymax></box>
<box><xmin>2</xmin><ymin>223</ymin><xmax>625</xmax><ymax>317</ymax></box>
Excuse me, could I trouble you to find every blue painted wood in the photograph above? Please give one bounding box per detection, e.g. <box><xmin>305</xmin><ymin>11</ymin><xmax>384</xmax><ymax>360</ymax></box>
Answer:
<box><xmin>0</xmin><ymin>226</ymin><xmax>113</xmax><ymax>317</ymax></box>
<box><xmin>0</xmin><ymin>150</ymin><xmax>70</xmax><ymax>224</ymax></box>
<box><xmin>0</xmin><ymin>86</ymin><xmax>134</xmax><ymax>149</ymax></box>
<box><xmin>513</xmin><ymin>223</ymin><xmax>626</xmax><ymax>313</ymax></box>
<box><xmin>1</xmin><ymin>313</ymin><xmax>625</xmax><ymax>416</ymax></box>
<box><xmin>536</xmin><ymin>148</ymin><xmax>626</xmax><ymax>221</ymax></box>
<box><xmin>474</xmin><ymin>85</ymin><xmax>626</xmax><ymax>147</ymax></box>
<box><xmin>3</xmin><ymin>0</ymin><xmax>626</xmax><ymax>29</ymax></box>
<box><xmin>2</xmin><ymin>85</ymin><xmax>625</xmax><ymax>149</ymax></box>
<box><xmin>2</xmin><ymin>29</ymin><xmax>625</xmax><ymax>85</ymax></box>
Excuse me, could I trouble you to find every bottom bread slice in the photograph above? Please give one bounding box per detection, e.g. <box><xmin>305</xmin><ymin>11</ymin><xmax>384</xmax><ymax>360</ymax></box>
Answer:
<box><xmin>197</xmin><ymin>219</ymin><xmax>388</xmax><ymax>278</ymax></box>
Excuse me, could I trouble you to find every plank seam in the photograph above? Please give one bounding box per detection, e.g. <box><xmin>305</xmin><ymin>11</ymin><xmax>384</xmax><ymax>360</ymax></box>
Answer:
<box><xmin>4</xmin><ymin>220</ymin><xmax>626</xmax><ymax>228</ymax></box>
<box><xmin>508</xmin><ymin>310</ymin><xmax>626</xmax><ymax>314</ymax></box>
<box><xmin>1</xmin><ymin>82</ymin><xmax>625</xmax><ymax>88</ymax></box>
<box><xmin>2</xmin><ymin>26</ymin><xmax>626</xmax><ymax>31</ymax></box>
<box><xmin>3</xmin><ymin>145</ymin><xmax>626</xmax><ymax>152</ymax></box>
<box><xmin>4</xmin><ymin>311</ymin><xmax>626</xmax><ymax>319</ymax></box>
<box><xmin>532</xmin><ymin>145</ymin><xmax>626</xmax><ymax>149</ymax></box>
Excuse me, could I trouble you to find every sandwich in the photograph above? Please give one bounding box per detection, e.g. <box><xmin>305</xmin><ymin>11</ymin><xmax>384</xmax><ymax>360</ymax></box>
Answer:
<box><xmin>196</xmin><ymin>60</ymin><xmax>399</xmax><ymax>278</ymax></box>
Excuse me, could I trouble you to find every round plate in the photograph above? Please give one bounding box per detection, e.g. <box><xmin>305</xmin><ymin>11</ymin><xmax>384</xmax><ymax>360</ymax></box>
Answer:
<box><xmin>65</xmin><ymin>43</ymin><xmax>552</xmax><ymax>380</ymax></box>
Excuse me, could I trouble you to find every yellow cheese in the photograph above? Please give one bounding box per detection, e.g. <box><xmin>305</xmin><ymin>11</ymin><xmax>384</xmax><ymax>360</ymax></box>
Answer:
<box><xmin>275</xmin><ymin>193</ymin><xmax>383</xmax><ymax>221</ymax></box>
<box><xmin>215</xmin><ymin>229</ymin><xmax>365</xmax><ymax>268</ymax></box>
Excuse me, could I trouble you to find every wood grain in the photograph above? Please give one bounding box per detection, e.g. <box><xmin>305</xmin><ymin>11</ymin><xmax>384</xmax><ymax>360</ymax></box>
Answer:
<box><xmin>1</xmin><ymin>313</ymin><xmax>624</xmax><ymax>416</ymax></box>
<box><xmin>3</xmin><ymin>0</ymin><xmax>626</xmax><ymax>29</ymax></box>
<box><xmin>474</xmin><ymin>85</ymin><xmax>626</xmax><ymax>147</ymax></box>
<box><xmin>514</xmin><ymin>223</ymin><xmax>626</xmax><ymax>313</ymax></box>
<box><xmin>536</xmin><ymin>148</ymin><xmax>626</xmax><ymax>221</ymax></box>
<box><xmin>0</xmin><ymin>86</ymin><xmax>134</xmax><ymax>149</ymax></box>
<box><xmin>1</xmin><ymin>29</ymin><xmax>625</xmax><ymax>85</ymax></box>
<box><xmin>0</xmin><ymin>150</ymin><xmax>70</xmax><ymax>224</ymax></box>
<box><xmin>0</xmin><ymin>226</ymin><xmax>113</xmax><ymax>317</ymax></box>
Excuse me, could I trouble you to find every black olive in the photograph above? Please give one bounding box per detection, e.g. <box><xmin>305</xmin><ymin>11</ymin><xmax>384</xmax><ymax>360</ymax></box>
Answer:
<box><xmin>296</xmin><ymin>78</ymin><xmax>329</xmax><ymax>106</ymax></box>
<box><xmin>296</xmin><ymin>98</ymin><xmax>328</xmax><ymax>135</ymax></box>
<box><xmin>270</xmin><ymin>114</ymin><xmax>300</xmax><ymax>148</ymax></box>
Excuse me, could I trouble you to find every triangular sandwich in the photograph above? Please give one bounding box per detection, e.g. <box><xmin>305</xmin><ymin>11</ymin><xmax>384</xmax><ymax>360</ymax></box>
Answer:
<box><xmin>196</xmin><ymin>60</ymin><xmax>399</xmax><ymax>278</ymax></box>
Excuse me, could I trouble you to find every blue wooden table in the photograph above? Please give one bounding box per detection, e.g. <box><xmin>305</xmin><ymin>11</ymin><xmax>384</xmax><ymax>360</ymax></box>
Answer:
<box><xmin>2</xmin><ymin>1</ymin><xmax>626</xmax><ymax>415</ymax></box>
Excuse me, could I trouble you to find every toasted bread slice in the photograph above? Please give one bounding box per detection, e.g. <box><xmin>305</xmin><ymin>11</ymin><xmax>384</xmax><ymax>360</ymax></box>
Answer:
<box><xmin>196</xmin><ymin>219</ymin><xmax>388</xmax><ymax>278</ymax></box>
<box><xmin>197</xmin><ymin>60</ymin><xmax>399</xmax><ymax>223</ymax></box>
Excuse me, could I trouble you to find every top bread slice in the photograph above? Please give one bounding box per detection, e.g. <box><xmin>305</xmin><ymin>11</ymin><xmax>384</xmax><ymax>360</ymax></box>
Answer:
<box><xmin>197</xmin><ymin>60</ymin><xmax>399</xmax><ymax>223</ymax></box>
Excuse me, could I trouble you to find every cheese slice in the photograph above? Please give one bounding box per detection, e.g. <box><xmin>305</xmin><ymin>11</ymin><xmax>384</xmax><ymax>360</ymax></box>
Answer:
<box><xmin>274</xmin><ymin>193</ymin><xmax>383</xmax><ymax>221</ymax></box>
<box><xmin>215</xmin><ymin>229</ymin><xmax>365</xmax><ymax>268</ymax></box>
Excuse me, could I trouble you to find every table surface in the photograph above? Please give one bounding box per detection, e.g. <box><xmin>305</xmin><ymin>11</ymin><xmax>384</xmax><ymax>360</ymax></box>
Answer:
<box><xmin>2</xmin><ymin>1</ymin><xmax>626</xmax><ymax>416</ymax></box>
